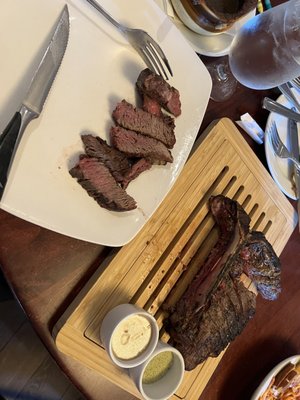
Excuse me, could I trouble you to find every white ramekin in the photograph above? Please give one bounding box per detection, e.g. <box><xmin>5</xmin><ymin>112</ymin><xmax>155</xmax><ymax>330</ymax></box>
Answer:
<box><xmin>100</xmin><ymin>303</ymin><xmax>159</xmax><ymax>369</ymax></box>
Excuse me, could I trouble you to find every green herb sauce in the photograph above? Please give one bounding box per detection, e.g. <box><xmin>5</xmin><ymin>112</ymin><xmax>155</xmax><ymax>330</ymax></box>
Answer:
<box><xmin>142</xmin><ymin>351</ymin><xmax>174</xmax><ymax>384</ymax></box>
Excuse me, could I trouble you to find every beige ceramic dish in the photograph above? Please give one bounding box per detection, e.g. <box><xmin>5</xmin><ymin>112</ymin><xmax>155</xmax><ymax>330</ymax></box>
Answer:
<box><xmin>100</xmin><ymin>303</ymin><xmax>159</xmax><ymax>369</ymax></box>
<box><xmin>170</xmin><ymin>0</ymin><xmax>256</xmax><ymax>35</ymax></box>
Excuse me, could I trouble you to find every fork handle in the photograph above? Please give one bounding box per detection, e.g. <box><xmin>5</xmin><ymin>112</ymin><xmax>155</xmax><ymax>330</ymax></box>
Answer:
<box><xmin>85</xmin><ymin>0</ymin><xmax>125</xmax><ymax>33</ymax></box>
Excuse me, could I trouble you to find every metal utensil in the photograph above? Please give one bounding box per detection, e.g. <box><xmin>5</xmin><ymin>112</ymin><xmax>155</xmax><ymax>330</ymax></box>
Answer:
<box><xmin>291</xmin><ymin>77</ymin><xmax>300</xmax><ymax>91</ymax></box>
<box><xmin>287</xmin><ymin>108</ymin><xmax>300</xmax><ymax>227</ymax></box>
<box><xmin>0</xmin><ymin>5</ymin><xmax>69</xmax><ymax>200</ymax></box>
<box><xmin>278</xmin><ymin>83</ymin><xmax>300</xmax><ymax>113</ymax></box>
<box><xmin>263</xmin><ymin>97</ymin><xmax>300</xmax><ymax>123</ymax></box>
<box><xmin>84</xmin><ymin>0</ymin><xmax>172</xmax><ymax>80</ymax></box>
<box><xmin>268</xmin><ymin>121</ymin><xmax>300</xmax><ymax>169</ymax></box>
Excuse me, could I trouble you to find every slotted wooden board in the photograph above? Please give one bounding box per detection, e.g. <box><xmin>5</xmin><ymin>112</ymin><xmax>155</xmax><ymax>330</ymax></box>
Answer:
<box><xmin>53</xmin><ymin>118</ymin><xmax>297</xmax><ymax>399</ymax></box>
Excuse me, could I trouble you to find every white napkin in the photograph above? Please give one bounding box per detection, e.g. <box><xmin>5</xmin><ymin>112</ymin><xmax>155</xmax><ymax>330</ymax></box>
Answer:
<box><xmin>236</xmin><ymin>113</ymin><xmax>264</xmax><ymax>144</ymax></box>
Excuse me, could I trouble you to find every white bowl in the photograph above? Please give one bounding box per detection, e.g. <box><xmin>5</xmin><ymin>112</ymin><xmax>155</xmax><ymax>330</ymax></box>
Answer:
<box><xmin>170</xmin><ymin>0</ymin><xmax>228</xmax><ymax>36</ymax></box>
<box><xmin>100</xmin><ymin>303</ymin><xmax>159</xmax><ymax>369</ymax></box>
<box><xmin>129</xmin><ymin>340</ymin><xmax>185</xmax><ymax>400</ymax></box>
<box><xmin>251</xmin><ymin>355</ymin><xmax>300</xmax><ymax>400</ymax></box>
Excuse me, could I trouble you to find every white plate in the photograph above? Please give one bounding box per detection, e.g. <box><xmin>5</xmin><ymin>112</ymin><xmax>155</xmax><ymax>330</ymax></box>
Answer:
<box><xmin>265</xmin><ymin>90</ymin><xmax>300</xmax><ymax>200</ymax></box>
<box><xmin>0</xmin><ymin>0</ymin><xmax>211</xmax><ymax>246</ymax></box>
<box><xmin>251</xmin><ymin>355</ymin><xmax>300</xmax><ymax>400</ymax></box>
<box><xmin>154</xmin><ymin>0</ymin><xmax>255</xmax><ymax>57</ymax></box>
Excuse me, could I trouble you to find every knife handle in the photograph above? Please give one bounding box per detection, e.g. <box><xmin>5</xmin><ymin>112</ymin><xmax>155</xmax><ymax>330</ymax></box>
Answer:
<box><xmin>0</xmin><ymin>106</ymin><xmax>36</xmax><ymax>201</ymax></box>
<box><xmin>0</xmin><ymin>112</ymin><xmax>22</xmax><ymax>196</ymax></box>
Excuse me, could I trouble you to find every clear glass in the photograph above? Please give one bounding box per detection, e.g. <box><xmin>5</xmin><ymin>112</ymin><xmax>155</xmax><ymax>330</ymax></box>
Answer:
<box><xmin>229</xmin><ymin>0</ymin><xmax>300</xmax><ymax>90</ymax></box>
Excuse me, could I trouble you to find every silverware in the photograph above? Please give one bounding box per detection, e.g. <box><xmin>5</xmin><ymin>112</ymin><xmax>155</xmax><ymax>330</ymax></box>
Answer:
<box><xmin>84</xmin><ymin>0</ymin><xmax>172</xmax><ymax>80</ymax></box>
<box><xmin>287</xmin><ymin>108</ymin><xmax>300</xmax><ymax>227</ymax></box>
<box><xmin>278</xmin><ymin>83</ymin><xmax>300</xmax><ymax>113</ymax></box>
<box><xmin>0</xmin><ymin>5</ymin><xmax>69</xmax><ymax>200</ymax></box>
<box><xmin>268</xmin><ymin>121</ymin><xmax>300</xmax><ymax>169</ymax></box>
<box><xmin>263</xmin><ymin>97</ymin><xmax>300</xmax><ymax>123</ymax></box>
<box><xmin>290</xmin><ymin>77</ymin><xmax>300</xmax><ymax>91</ymax></box>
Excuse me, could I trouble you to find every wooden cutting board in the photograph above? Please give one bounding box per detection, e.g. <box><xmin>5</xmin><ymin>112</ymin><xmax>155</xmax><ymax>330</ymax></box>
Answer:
<box><xmin>53</xmin><ymin>118</ymin><xmax>297</xmax><ymax>399</ymax></box>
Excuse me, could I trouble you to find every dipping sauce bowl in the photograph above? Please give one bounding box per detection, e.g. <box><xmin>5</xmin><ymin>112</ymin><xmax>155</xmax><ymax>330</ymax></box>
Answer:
<box><xmin>100</xmin><ymin>303</ymin><xmax>159</xmax><ymax>369</ymax></box>
<box><xmin>129</xmin><ymin>340</ymin><xmax>185</xmax><ymax>400</ymax></box>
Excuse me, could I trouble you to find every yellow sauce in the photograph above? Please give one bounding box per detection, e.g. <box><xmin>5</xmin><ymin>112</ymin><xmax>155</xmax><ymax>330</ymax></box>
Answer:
<box><xmin>111</xmin><ymin>314</ymin><xmax>152</xmax><ymax>360</ymax></box>
<box><xmin>142</xmin><ymin>351</ymin><xmax>174</xmax><ymax>384</ymax></box>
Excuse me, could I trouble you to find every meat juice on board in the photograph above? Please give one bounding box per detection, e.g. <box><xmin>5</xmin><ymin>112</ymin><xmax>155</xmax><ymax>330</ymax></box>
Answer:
<box><xmin>229</xmin><ymin>0</ymin><xmax>300</xmax><ymax>89</ymax></box>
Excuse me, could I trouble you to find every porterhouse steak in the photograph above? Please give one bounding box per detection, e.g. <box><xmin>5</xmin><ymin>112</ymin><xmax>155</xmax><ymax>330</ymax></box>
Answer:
<box><xmin>165</xmin><ymin>195</ymin><xmax>281</xmax><ymax>370</ymax></box>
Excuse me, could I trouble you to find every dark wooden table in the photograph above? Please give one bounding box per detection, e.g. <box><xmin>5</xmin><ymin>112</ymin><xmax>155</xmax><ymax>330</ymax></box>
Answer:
<box><xmin>2</xmin><ymin>3</ymin><xmax>300</xmax><ymax>399</ymax></box>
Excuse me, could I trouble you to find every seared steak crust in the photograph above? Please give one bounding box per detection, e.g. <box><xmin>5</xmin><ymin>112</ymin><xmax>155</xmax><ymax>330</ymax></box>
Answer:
<box><xmin>165</xmin><ymin>195</ymin><xmax>281</xmax><ymax>370</ymax></box>
<box><xmin>112</xmin><ymin>100</ymin><xmax>176</xmax><ymax>148</ymax></box>
<box><xmin>70</xmin><ymin>156</ymin><xmax>136</xmax><ymax>212</ymax></box>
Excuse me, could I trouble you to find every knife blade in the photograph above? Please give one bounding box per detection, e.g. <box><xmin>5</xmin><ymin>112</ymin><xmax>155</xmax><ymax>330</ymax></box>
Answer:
<box><xmin>0</xmin><ymin>5</ymin><xmax>69</xmax><ymax>200</ymax></box>
<box><xmin>262</xmin><ymin>97</ymin><xmax>300</xmax><ymax>123</ymax></box>
<box><xmin>288</xmin><ymin>108</ymin><xmax>300</xmax><ymax>227</ymax></box>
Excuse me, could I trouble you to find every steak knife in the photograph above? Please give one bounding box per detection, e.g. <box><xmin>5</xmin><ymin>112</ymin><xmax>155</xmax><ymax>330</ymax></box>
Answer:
<box><xmin>288</xmin><ymin>109</ymin><xmax>300</xmax><ymax>227</ymax></box>
<box><xmin>0</xmin><ymin>5</ymin><xmax>69</xmax><ymax>200</ymax></box>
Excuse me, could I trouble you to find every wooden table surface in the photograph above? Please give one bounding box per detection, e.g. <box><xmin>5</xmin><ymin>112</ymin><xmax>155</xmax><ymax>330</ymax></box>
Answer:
<box><xmin>1</xmin><ymin>2</ymin><xmax>300</xmax><ymax>399</ymax></box>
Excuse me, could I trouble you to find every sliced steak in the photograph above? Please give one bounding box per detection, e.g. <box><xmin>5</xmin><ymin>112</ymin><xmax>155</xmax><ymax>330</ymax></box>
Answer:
<box><xmin>165</xmin><ymin>195</ymin><xmax>281</xmax><ymax>370</ymax></box>
<box><xmin>81</xmin><ymin>134</ymin><xmax>131</xmax><ymax>183</ymax></box>
<box><xmin>70</xmin><ymin>156</ymin><xmax>136</xmax><ymax>212</ymax></box>
<box><xmin>142</xmin><ymin>94</ymin><xmax>163</xmax><ymax>117</ymax></box>
<box><xmin>111</xmin><ymin>126</ymin><xmax>173</xmax><ymax>164</ymax></box>
<box><xmin>136</xmin><ymin>68</ymin><xmax>181</xmax><ymax>117</ymax></box>
<box><xmin>121</xmin><ymin>158</ymin><xmax>152</xmax><ymax>189</ymax></box>
<box><xmin>112</xmin><ymin>100</ymin><xmax>176</xmax><ymax>149</ymax></box>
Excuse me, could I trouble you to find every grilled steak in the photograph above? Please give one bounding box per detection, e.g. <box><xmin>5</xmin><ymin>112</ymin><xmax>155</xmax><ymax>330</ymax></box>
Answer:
<box><xmin>81</xmin><ymin>134</ymin><xmax>131</xmax><ymax>183</ymax></box>
<box><xmin>165</xmin><ymin>195</ymin><xmax>281</xmax><ymax>370</ymax></box>
<box><xmin>111</xmin><ymin>126</ymin><xmax>173</xmax><ymax>164</ymax></box>
<box><xmin>142</xmin><ymin>94</ymin><xmax>163</xmax><ymax>117</ymax></box>
<box><xmin>70</xmin><ymin>156</ymin><xmax>136</xmax><ymax>212</ymax></box>
<box><xmin>121</xmin><ymin>158</ymin><xmax>152</xmax><ymax>189</ymax></box>
<box><xmin>136</xmin><ymin>68</ymin><xmax>181</xmax><ymax>117</ymax></box>
<box><xmin>112</xmin><ymin>100</ymin><xmax>176</xmax><ymax>149</ymax></box>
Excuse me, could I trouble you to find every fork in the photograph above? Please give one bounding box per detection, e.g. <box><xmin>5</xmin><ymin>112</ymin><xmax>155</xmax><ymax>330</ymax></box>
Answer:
<box><xmin>85</xmin><ymin>0</ymin><xmax>173</xmax><ymax>80</ymax></box>
<box><xmin>269</xmin><ymin>121</ymin><xmax>300</xmax><ymax>170</ymax></box>
<box><xmin>290</xmin><ymin>77</ymin><xmax>300</xmax><ymax>91</ymax></box>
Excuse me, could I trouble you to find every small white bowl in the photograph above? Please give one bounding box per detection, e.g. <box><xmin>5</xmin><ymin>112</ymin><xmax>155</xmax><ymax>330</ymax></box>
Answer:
<box><xmin>129</xmin><ymin>340</ymin><xmax>185</xmax><ymax>400</ymax></box>
<box><xmin>170</xmin><ymin>0</ymin><xmax>228</xmax><ymax>36</ymax></box>
<box><xmin>100</xmin><ymin>303</ymin><xmax>159</xmax><ymax>369</ymax></box>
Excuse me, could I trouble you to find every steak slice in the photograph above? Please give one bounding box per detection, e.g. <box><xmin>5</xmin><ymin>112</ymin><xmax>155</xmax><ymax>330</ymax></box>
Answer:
<box><xmin>70</xmin><ymin>156</ymin><xmax>136</xmax><ymax>212</ymax></box>
<box><xmin>81</xmin><ymin>134</ymin><xmax>131</xmax><ymax>183</ymax></box>
<box><xmin>136</xmin><ymin>68</ymin><xmax>181</xmax><ymax>117</ymax></box>
<box><xmin>112</xmin><ymin>100</ymin><xmax>176</xmax><ymax>149</ymax></box>
<box><xmin>165</xmin><ymin>195</ymin><xmax>281</xmax><ymax>370</ymax></box>
<box><xmin>121</xmin><ymin>158</ymin><xmax>152</xmax><ymax>189</ymax></box>
<box><xmin>142</xmin><ymin>94</ymin><xmax>163</xmax><ymax>117</ymax></box>
<box><xmin>111</xmin><ymin>126</ymin><xmax>173</xmax><ymax>164</ymax></box>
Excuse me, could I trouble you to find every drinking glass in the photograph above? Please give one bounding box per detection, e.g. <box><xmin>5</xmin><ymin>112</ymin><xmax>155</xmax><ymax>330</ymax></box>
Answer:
<box><xmin>229</xmin><ymin>0</ymin><xmax>300</xmax><ymax>90</ymax></box>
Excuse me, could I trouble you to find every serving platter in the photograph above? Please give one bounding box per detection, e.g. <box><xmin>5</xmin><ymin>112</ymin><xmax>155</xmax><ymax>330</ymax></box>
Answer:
<box><xmin>0</xmin><ymin>0</ymin><xmax>211</xmax><ymax>246</ymax></box>
<box><xmin>53</xmin><ymin>119</ymin><xmax>297</xmax><ymax>399</ymax></box>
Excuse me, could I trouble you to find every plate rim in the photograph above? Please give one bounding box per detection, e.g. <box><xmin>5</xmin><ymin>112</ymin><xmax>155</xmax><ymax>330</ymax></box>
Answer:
<box><xmin>264</xmin><ymin>91</ymin><xmax>300</xmax><ymax>201</ymax></box>
<box><xmin>251</xmin><ymin>355</ymin><xmax>300</xmax><ymax>400</ymax></box>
